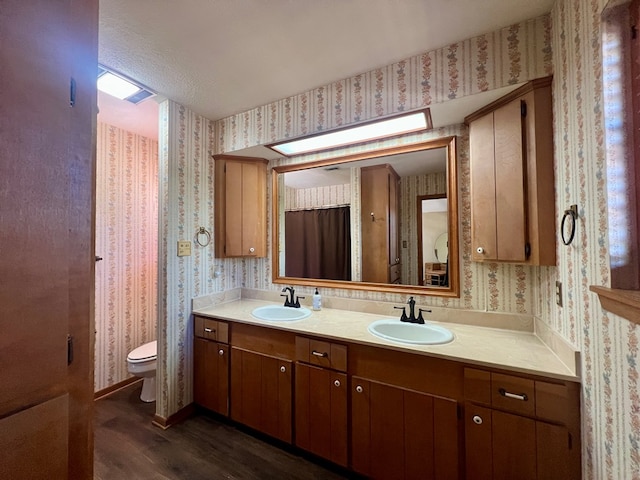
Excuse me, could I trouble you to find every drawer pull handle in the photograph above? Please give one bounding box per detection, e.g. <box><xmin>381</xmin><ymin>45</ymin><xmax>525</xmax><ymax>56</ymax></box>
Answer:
<box><xmin>280</xmin><ymin>366</ymin><xmax>286</xmax><ymax>373</ymax></box>
<box><xmin>472</xmin><ymin>415</ymin><xmax>483</xmax><ymax>425</ymax></box>
<box><xmin>218</xmin><ymin>349</ymin><xmax>224</xmax><ymax>356</ymax></box>
<box><xmin>355</xmin><ymin>385</ymin><xmax>363</xmax><ymax>393</ymax></box>
<box><xmin>311</xmin><ymin>350</ymin><xmax>328</xmax><ymax>358</ymax></box>
<box><xmin>334</xmin><ymin>380</ymin><xmax>341</xmax><ymax>387</ymax></box>
<box><xmin>204</xmin><ymin>327</ymin><xmax>215</xmax><ymax>333</ymax></box>
<box><xmin>499</xmin><ymin>388</ymin><xmax>528</xmax><ymax>401</ymax></box>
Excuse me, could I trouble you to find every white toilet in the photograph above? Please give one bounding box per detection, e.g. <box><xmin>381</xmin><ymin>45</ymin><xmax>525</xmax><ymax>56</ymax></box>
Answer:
<box><xmin>126</xmin><ymin>340</ymin><xmax>157</xmax><ymax>402</ymax></box>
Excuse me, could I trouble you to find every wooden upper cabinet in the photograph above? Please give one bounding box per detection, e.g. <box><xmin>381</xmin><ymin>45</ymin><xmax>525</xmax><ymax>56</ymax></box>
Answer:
<box><xmin>214</xmin><ymin>155</ymin><xmax>269</xmax><ymax>258</ymax></box>
<box><xmin>466</xmin><ymin>76</ymin><xmax>556</xmax><ymax>265</ymax></box>
<box><xmin>361</xmin><ymin>164</ymin><xmax>401</xmax><ymax>283</ymax></box>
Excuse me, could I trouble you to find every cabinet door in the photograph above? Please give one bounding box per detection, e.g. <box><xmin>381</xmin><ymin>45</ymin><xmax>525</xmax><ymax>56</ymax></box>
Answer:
<box><xmin>224</xmin><ymin>161</ymin><xmax>266</xmax><ymax>257</ymax></box>
<box><xmin>470</xmin><ymin>112</ymin><xmax>498</xmax><ymax>261</ymax></box>
<box><xmin>470</xmin><ymin>93</ymin><xmax>539</xmax><ymax>263</ymax></box>
<box><xmin>493</xmin><ymin>99</ymin><xmax>527</xmax><ymax>262</ymax></box>
<box><xmin>230</xmin><ymin>348</ymin><xmax>292</xmax><ymax>443</ymax></box>
<box><xmin>465</xmin><ymin>405</ymin><xmax>568</xmax><ymax>480</ymax></box>
<box><xmin>193</xmin><ymin>338</ymin><xmax>229</xmax><ymax>416</ymax></box>
<box><xmin>215</xmin><ymin>157</ymin><xmax>267</xmax><ymax>258</ymax></box>
<box><xmin>295</xmin><ymin>363</ymin><xmax>347</xmax><ymax>466</ymax></box>
<box><xmin>351</xmin><ymin>377</ymin><xmax>459</xmax><ymax>479</ymax></box>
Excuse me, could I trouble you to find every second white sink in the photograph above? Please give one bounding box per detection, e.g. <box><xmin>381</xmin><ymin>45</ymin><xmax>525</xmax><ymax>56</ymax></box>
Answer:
<box><xmin>251</xmin><ymin>305</ymin><xmax>312</xmax><ymax>322</ymax></box>
<box><xmin>368</xmin><ymin>319</ymin><xmax>454</xmax><ymax>345</ymax></box>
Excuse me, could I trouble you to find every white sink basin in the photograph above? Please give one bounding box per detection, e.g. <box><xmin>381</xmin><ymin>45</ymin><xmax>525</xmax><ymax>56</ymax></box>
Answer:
<box><xmin>367</xmin><ymin>319</ymin><xmax>454</xmax><ymax>345</ymax></box>
<box><xmin>251</xmin><ymin>305</ymin><xmax>312</xmax><ymax>322</ymax></box>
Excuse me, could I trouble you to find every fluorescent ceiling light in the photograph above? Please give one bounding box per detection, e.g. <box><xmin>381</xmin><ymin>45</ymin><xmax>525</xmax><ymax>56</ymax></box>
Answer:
<box><xmin>97</xmin><ymin>66</ymin><xmax>155</xmax><ymax>104</ymax></box>
<box><xmin>268</xmin><ymin>109</ymin><xmax>432</xmax><ymax>156</ymax></box>
<box><xmin>97</xmin><ymin>71</ymin><xmax>141</xmax><ymax>100</ymax></box>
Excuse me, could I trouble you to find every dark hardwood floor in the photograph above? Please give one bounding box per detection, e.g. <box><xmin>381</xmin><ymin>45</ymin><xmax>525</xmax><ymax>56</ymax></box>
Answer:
<box><xmin>94</xmin><ymin>382</ymin><xmax>356</xmax><ymax>479</ymax></box>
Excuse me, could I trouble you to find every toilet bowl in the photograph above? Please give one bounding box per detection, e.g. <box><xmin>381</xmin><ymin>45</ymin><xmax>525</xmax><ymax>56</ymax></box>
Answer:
<box><xmin>126</xmin><ymin>340</ymin><xmax>157</xmax><ymax>402</ymax></box>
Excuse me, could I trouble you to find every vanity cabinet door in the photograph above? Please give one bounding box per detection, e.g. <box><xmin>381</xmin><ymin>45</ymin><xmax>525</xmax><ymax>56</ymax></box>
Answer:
<box><xmin>193</xmin><ymin>338</ymin><xmax>229</xmax><ymax>416</ymax></box>
<box><xmin>465</xmin><ymin>405</ymin><xmax>575</xmax><ymax>480</ymax></box>
<box><xmin>295</xmin><ymin>363</ymin><xmax>347</xmax><ymax>466</ymax></box>
<box><xmin>230</xmin><ymin>347</ymin><xmax>293</xmax><ymax>443</ymax></box>
<box><xmin>214</xmin><ymin>155</ymin><xmax>268</xmax><ymax>258</ymax></box>
<box><xmin>351</xmin><ymin>377</ymin><xmax>459</xmax><ymax>480</ymax></box>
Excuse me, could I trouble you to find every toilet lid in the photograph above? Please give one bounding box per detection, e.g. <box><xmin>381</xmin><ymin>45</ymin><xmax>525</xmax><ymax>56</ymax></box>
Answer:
<box><xmin>127</xmin><ymin>340</ymin><xmax>157</xmax><ymax>363</ymax></box>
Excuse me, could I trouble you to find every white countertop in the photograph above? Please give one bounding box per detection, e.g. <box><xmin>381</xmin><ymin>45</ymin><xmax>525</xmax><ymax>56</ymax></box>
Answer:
<box><xmin>193</xmin><ymin>299</ymin><xmax>579</xmax><ymax>382</ymax></box>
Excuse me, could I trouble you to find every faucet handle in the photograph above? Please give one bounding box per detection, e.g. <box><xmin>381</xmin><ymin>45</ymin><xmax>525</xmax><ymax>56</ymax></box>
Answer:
<box><xmin>394</xmin><ymin>306</ymin><xmax>408</xmax><ymax>322</ymax></box>
<box><xmin>417</xmin><ymin>308</ymin><xmax>432</xmax><ymax>325</ymax></box>
<box><xmin>294</xmin><ymin>295</ymin><xmax>305</xmax><ymax>308</ymax></box>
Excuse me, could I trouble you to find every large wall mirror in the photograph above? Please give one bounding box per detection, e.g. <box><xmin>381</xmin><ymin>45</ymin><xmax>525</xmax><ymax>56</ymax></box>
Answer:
<box><xmin>272</xmin><ymin>136</ymin><xmax>459</xmax><ymax>297</ymax></box>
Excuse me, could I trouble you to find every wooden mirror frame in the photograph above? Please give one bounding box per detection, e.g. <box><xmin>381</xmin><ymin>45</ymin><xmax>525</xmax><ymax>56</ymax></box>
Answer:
<box><xmin>271</xmin><ymin>136</ymin><xmax>460</xmax><ymax>298</ymax></box>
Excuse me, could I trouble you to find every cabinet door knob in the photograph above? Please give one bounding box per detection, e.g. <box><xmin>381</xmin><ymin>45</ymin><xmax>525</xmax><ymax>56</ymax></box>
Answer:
<box><xmin>476</xmin><ymin>247</ymin><xmax>484</xmax><ymax>254</ymax></box>
<box><xmin>472</xmin><ymin>415</ymin><xmax>483</xmax><ymax>425</ymax></box>
<box><xmin>280</xmin><ymin>366</ymin><xmax>286</xmax><ymax>373</ymax></box>
<box><xmin>334</xmin><ymin>379</ymin><xmax>341</xmax><ymax>387</ymax></box>
<box><xmin>218</xmin><ymin>349</ymin><xmax>224</xmax><ymax>356</ymax></box>
<box><xmin>249</xmin><ymin>247</ymin><xmax>255</xmax><ymax>253</ymax></box>
<box><xmin>355</xmin><ymin>385</ymin><xmax>363</xmax><ymax>393</ymax></box>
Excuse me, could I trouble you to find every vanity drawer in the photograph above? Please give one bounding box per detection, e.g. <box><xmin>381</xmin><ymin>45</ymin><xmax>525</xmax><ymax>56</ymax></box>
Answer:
<box><xmin>465</xmin><ymin>368</ymin><xmax>568</xmax><ymax>421</ymax></box>
<box><xmin>491</xmin><ymin>373</ymin><xmax>535</xmax><ymax>416</ymax></box>
<box><xmin>194</xmin><ymin>316</ymin><xmax>229</xmax><ymax>344</ymax></box>
<box><xmin>296</xmin><ymin>336</ymin><xmax>347</xmax><ymax>372</ymax></box>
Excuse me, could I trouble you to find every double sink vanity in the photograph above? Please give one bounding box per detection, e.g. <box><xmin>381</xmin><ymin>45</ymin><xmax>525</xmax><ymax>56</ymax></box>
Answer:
<box><xmin>192</xmin><ymin>291</ymin><xmax>581</xmax><ymax>480</ymax></box>
<box><xmin>194</xmin><ymin>77</ymin><xmax>579</xmax><ymax>479</ymax></box>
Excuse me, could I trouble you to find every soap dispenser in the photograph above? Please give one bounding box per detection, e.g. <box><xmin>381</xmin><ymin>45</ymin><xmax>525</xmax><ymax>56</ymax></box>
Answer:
<box><xmin>312</xmin><ymin>288</ymin><xmax>322</xmax><ymax>311</ymax></box>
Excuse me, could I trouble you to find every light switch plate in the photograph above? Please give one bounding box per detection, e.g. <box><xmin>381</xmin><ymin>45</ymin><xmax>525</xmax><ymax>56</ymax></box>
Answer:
<box><xmin>555</xmin><ymin>281</ymin><xmax>563</xmax><ymax>307</ymax></box>
<box><xmin>177</xmin><ymin>240</ymin><xmax>191</xmax><ymax>257</ymax></box>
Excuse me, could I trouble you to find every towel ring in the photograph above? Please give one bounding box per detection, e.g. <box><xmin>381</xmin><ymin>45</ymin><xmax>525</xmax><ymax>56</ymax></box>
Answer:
<box><xmin>561</xmin><ymin>205</ymin><xmax>578</xmax><ymax>246</ymax></box>
<box><xmin>194</xmin><ymin>227</ymin><xmax>211</xmax><ymax>247</ymax></box>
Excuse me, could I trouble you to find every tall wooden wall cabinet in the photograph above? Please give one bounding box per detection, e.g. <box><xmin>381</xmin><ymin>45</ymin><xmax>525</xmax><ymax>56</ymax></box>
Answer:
<box><xmin>214</xmin><ymin>155</ymin><xmax>269</xmax><ymax>258</ymax></box>
<box><xmin>465</xmin><ymin>76</ymin><xmax>556</xmax><ymax>265</ymax></box>
<box><xmin>361</xmin><ymin>164</ymin><xmax>401</xmax><ymax>283</ymax></box>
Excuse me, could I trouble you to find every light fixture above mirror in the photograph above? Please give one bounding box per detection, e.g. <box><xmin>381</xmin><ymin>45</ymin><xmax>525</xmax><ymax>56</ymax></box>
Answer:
<box><xmin>267</xmin><ymin>109</ymin><xmax>433</xmax><ymax>156</ymax></box>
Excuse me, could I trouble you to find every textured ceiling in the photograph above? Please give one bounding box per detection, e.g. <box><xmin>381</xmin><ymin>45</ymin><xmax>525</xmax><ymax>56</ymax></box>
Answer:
<box><xmin>99</xmin><ymin>0</ymin><xmax>554</xmax><ymax>125</ymax></box>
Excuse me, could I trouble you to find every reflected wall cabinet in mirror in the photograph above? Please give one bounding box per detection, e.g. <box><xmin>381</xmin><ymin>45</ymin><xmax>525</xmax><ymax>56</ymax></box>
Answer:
<box><xmin>272</xmin><ymin>137</ymin><xmax>459</xmax><ymax>297</ymax></box>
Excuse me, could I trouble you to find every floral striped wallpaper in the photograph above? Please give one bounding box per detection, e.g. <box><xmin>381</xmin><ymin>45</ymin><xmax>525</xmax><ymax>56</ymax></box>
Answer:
<box><xmin>158</xmin><ymin>14</ymin><xmax>553</xmax><ymax>420</ymax></box>
<box><xmin>399</xmin><ymin>171</ymin><xmax>447</xmax><ymax>286</ymax></box>
<box><xmin>543</xmin><ymin>0</ymin><xmax>640</xmax><ymax>477</ymax></box>
<box><xmin>94</xmin><ymin>123</ymin><xmax>158</xmax><ymax>393</ymax></box>
<box><xmin>284</xmin><ymin>184</ymin><xmax>351</xmax><ymax>210</ymax></box>
<box><xmin>160</xmin><ymin>8</ymin><xmax>640</xmax><ymax>477</ymax></box>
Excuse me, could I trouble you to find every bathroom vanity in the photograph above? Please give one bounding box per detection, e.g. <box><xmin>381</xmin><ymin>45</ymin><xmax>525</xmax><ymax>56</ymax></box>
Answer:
<box><xmin>192</xmin><ymin>299</ymin><xmax>581</xmax><ymax>480</ymax></box>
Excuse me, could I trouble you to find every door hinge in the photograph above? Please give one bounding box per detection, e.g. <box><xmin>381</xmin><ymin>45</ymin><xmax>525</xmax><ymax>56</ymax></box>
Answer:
<box><xmin>70</xmin><ymin>78</ymin><xmax>76</xmax><ymax>107</ymax></box>
<box><xmin>67</xmin><ymin>334</ymin><xmax>74</xmax><ymax>365</ymax></box>
<box><xmin>525</xmin><ymin>243</ymin><xmax>531</xmax><ymax>258</ymax></box>
<box><xmin>632</xmin><ymin>25</ymin><xmax>638</xmax><ymax>40</ymax></box>
<box><xmin>521</xmin><ymin>100</ymin><xmax>527</xmax><ymax>117</ymax></box>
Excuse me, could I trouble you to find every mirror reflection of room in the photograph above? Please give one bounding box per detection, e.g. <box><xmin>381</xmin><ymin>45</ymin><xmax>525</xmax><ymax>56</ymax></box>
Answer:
<box><xmin>279</xmin><ymin>144</ymin><xmax>449</xmax><ymax>288</ymax></box>
<box><xmin>419</xmin><ymin>197</ymin><xmax>448</xmax><ymax>287</ymax></box>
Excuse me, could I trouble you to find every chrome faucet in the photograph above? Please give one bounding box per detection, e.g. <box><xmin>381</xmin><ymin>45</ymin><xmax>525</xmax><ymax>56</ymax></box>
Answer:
<box><xmin>281</xmin><ymin>286</ymin><xmax>304</xmax><ymax>308</ymax></box>
<box><xmin>394</xmin><ymin>296</ymin><xmax>431</xmax><ymax>324</ymax></box>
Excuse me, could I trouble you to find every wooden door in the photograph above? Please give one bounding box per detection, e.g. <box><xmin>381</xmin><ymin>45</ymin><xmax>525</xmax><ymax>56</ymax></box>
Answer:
<box><xmin>0</xmin><ymin>1</ymin><xmax>97</xmax><ymax>478</ymax></box>
<box><xmin>216</xmin><ymin>157</ymin><xmax>268</xmax><ymax>258</ymax></box>
<box><xmin>351</xmin><ymin>377</ymin><xmax>459</xmax><ymax>479</ymax></box>
<box><xmin>469</xmin><ymin>113</ymin><xmax>498</xmax><ymax>261</ymax></box>
<box><xmin>388</xmin><ymin>169</ymin><xmax>400</xmax><ymax>267</ymax></box>
<box><xmin>295</xmin><ymin>363</ymin><xmax>348</xmax><ymax>466</ymax></box>
<box><xmin>230</xmin><ymin>348</ymin><xmax>293</xmax><ymax>443</ymax></box>
<box><xmin>194</xmin><ymin>339</ymin><xmax>229</xmax><ymax>416</ymax></box>
<box><xmin>493</xmin><ymin>99</ymin><xmax>527</xmax><ymax>262</ymax></box>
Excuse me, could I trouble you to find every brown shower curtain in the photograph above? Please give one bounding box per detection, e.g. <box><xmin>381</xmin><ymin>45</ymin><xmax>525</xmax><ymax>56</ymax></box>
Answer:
<box><xmin>285</xmin><ymin>206</ymin><xmax>351</xmax><ymax>281</ymax></box>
